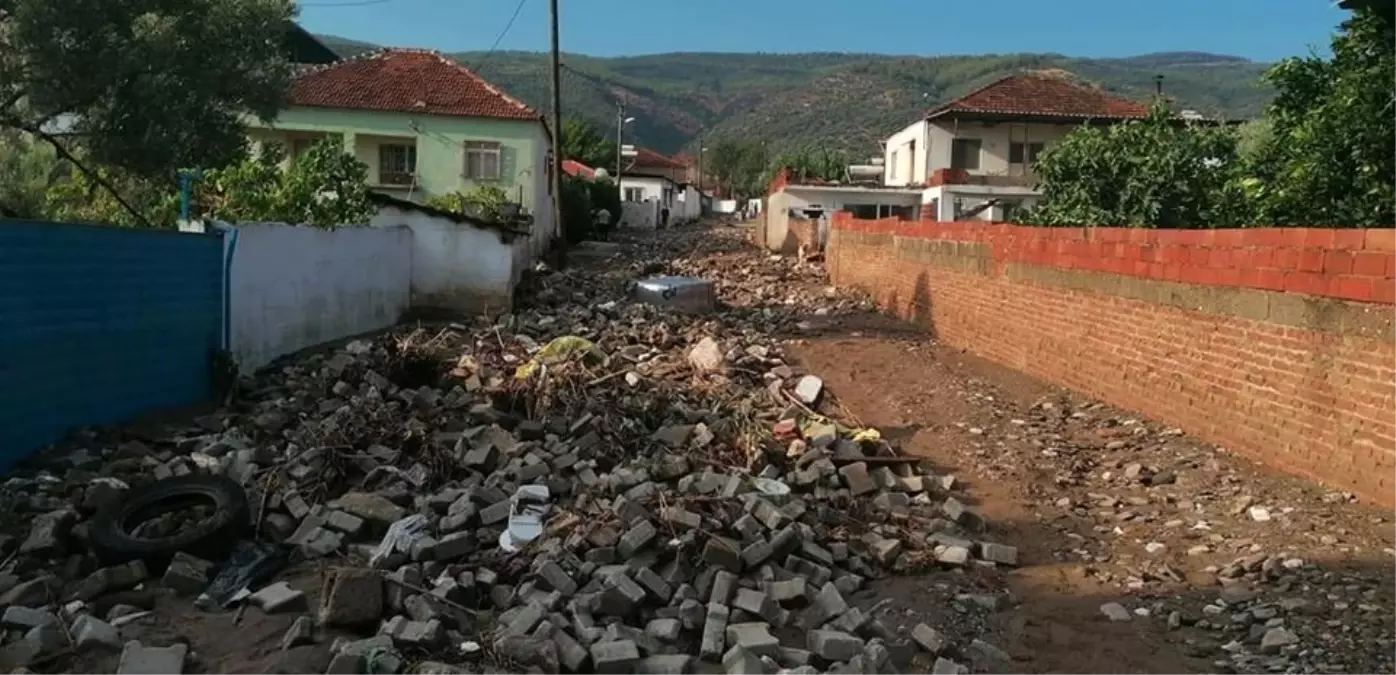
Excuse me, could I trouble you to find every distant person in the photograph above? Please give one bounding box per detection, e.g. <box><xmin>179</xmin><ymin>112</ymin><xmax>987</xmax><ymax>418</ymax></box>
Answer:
<box><xmin>660</xmin><ymin>207</ymin><xmax>670</xmax><ymax>228</ymax></box>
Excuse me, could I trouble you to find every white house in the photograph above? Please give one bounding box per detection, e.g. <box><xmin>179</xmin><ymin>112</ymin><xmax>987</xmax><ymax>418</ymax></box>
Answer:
<box><xmin>882</xmin><ymin>70</ymin><xmax>1151</xmax><ymax>221</ymax></box>
<box><xmin>619</xmin><ymin>147</ymin><xmax>690</xmax><ymax>228</ymax></box>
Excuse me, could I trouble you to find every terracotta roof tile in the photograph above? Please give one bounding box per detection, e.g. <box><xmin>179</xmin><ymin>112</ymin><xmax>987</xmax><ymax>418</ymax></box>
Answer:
<box><xmin>632</xmin><ymin>147</ymin><xmax>686</xmax><ymax>170</ymax></box>
<box><xmin>289</xmin><ymin>48</ymin><xmax>539</xmax><ymax>121</ymax></box>
<box><xmin>926</xmin><ymin>71</ymin><xmax>1150</xmax><ymax>121</ymax></box>
<box><xmin>562</xmin><ymin>159</ymin><xmax>595</xmax><ymax>179</ymax></box>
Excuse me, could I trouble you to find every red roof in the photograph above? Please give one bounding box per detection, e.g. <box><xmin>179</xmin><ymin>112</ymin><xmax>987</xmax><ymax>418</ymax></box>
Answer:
<box><xmin>289</xmin><ymin>49</ymin><xmax>539</xmax><ymax>121</ymax></box>
<box><xmin>562</xmin><ymin>159</ymin><xmax>595</xmax><ymax>179</ymax></box>
<box><xmin>926</xmin><ymin>71</ymin><xmax>1150</xmax><ymax>121</ymax></box>
<box><xmin>632</xmin><ymin>147</ymin><xmax>686</xmax><ymax>170</ymax></box>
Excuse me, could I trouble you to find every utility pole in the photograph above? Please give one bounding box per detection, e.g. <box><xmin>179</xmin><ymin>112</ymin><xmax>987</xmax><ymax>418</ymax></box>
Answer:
<box><xmin>616</xmin><ymin>102</ymin><xmax>625</xmax><ymax>197</ymax></box>
<box><xmin>697</xmin><ymin>139</ymin><xmax>704</xmax><ymax>193</ymax></box>
<box><xmin>548</xmin><ymin>0</ymin><xmax>564</xmax><ymax>246</ymax></box>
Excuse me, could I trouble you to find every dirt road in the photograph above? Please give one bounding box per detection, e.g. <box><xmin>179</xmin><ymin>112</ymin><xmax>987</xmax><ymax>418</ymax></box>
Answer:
<box><xmin>781</xmin><ymin>270</ymin><xmax>1394</xmax><ymax>674</ymax></box>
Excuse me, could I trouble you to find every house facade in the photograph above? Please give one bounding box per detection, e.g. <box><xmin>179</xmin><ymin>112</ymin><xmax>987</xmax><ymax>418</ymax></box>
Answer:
<box><xmin>618</xmin><ymin>147</ymin><xmax>691</xmax><ymax>227</ymax></box>
<box><xmin>881</xmin><ymin>71</ymin><xmax>1150</xmax><ymax>221</ymax></box>
<box><xmin>246</xmin><ymin>49</ymin><xmax>556</xmax><ymax>239</ymax></box>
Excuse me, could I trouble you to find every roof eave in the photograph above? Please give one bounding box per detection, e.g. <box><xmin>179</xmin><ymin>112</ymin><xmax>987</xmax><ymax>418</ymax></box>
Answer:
<box><xmin>282</xmin><ymin>100</ymin><xmax>539</xmax><ymax>122</ymax></box>
<box><xmin>926</xmin><ymin>109</ymin><xmax>1148</xmax><ymax>125</ymax></box>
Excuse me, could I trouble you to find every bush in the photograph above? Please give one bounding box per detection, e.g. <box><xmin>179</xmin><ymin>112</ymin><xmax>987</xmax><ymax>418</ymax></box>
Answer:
<box><xmin>1020</xmin><ymin>103</ymin><xmax>1250</xmax><ymax>228</ymax></box>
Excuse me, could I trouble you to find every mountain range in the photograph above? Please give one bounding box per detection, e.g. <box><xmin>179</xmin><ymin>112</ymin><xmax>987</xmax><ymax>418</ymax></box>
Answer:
<box><xmin>315</xmin><ymin>35</ymin><xmax>1274</xmax><ymax>158</ymax></box>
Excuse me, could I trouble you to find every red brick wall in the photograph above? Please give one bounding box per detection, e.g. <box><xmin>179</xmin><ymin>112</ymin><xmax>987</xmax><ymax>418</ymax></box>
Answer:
<box><xmin>828</xmin><ymin>213</ymin><xmax>1396</xmax><ymax>505</ymax></box>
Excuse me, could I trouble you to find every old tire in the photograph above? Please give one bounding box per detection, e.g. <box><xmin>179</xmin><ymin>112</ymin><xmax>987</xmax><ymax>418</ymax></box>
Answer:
<box><xmin>87</xmin><ymin>475</ymin><xmax>251</xmax><ymax>571</ymax></box>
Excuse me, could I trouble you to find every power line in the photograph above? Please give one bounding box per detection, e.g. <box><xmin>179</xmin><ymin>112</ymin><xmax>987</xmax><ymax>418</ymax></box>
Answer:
<box><xmin>470</xmin><ymin>0</ymin><xmax>529</xmax><ymax>76</ymax></box>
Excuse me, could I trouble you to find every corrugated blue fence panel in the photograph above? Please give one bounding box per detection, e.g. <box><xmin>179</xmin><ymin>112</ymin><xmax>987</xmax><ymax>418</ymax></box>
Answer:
<box><xmin>0</xmin><ymin>220</ymin><xmax>224</xmax><ymax>468</ymax></box>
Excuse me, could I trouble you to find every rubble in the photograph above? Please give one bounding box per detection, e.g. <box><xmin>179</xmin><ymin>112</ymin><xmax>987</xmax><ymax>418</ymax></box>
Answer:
<box><xmin>0</xmin><ymin>225</ymin><xmax>1384</xmax><ymax>675</ymax></box>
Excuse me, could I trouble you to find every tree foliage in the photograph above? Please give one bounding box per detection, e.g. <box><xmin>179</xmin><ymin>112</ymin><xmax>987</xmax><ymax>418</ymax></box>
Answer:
<box><xmin>559</xmin><ymin>117</ymin><xmax>616</xmax><ymax>173</ymax></box>
<box><xmin>769</xmin><ymin>147</ymin><xmax>849</xmax><ymax>184</ymax></box>
<box><xmin>43</xmin><ymin>163</ymin><xmax>180</xmax><ymax>227</ymax></box>
<box><xmin>426</xmin><ymin>185</ymin><xmax>513</xmax><ymax>222</ymax></box>
<box><xmin>707</xmin><ymin>139</ymin><xmax>768</xmax><ymax>199</ymax></box>
<box><xmin>0</xmin><ymin>0</ymin><xmax>296</xmax><ymax>180</ymax></box>
<box><xmin>1023</xmin><ymin>6</ymin><xmax>1394</xmax><ymax>228</ymax></box>
<box><xmin>1021</xmin><ymin>103</ymin><xmax>1249</xmax><ymax>228</ymax></box>
<box><xmin>0</xmin><ymin>129</ymin><xmax>61</xmax><ymax>218</ymax></box>
<box><xmin>1241</xmin><ymin>8</ymin><xmax>1394</xmax><ymax>226</ymax></box>
<box><xmin>187</xmin><ymin>138</ymin><xmax>374</xmax><ymax>227</ymax></box>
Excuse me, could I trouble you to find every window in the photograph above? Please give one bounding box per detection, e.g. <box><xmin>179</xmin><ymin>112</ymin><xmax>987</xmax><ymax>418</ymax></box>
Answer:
<box><xmin>378</xmin><ymin>143</ymin><xmax>416</xmax><ymax>185</ymax></box>
<box><xmin>624</xmin><ymin>187</ymin><xmax>644</xmax><ymax>202</ymax></box>
<box><xmin>464</xmin><ymin>140</ymin><xmax>502</xmax><ymax>180</ymax></box>
<box><xmin>890</xmin><ymin>150</ymin><xmax>899</xmax><ymax>179</ymax></box>
<box><xmin>1009</xmin><ymin>142</ymin><xmax>1047</xmax><ymax>167</ymax></box>
<box><xmin>845</xmin><ymin>204</ymin><xmax>879</xmax><ymax>219</ymax></box>
<box><xmin>950</xmin><ymin>138</ymin><xmax>981</xmax><ymax>171</ymax></box>
<box><xmin>291</xmin><ymin>138</ymin><xmax>316</xmax><ymax>161</ymax></box>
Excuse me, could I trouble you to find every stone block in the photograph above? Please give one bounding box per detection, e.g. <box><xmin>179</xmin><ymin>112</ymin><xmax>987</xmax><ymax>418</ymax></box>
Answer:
<box><xmin>318</xmin><ymin>569</ymin><xmax>384</xmax><ymax>627</ymax></box>
<box><xmin>700</xmin><ymin>603</ymin><xmax>730</xmax><ymax>661</ymax></box>
<box><xmin>808</xmin><ymin>629</ymin><xmax>863</xmax><ymax>662</ymax></box>
<box><xmin>725</xmin><ymin>622</ymin><xmax>779</xmax><ymax>657</ymax></box>
<box><xmin>590</xmin><ymin>639</ymin><xmax>640</xmax><ymax>674</ymax></box>
<box><xmin>116</xmin><ymin>640</ymin><xmax>188</xmax><ymax>674</ymax></box>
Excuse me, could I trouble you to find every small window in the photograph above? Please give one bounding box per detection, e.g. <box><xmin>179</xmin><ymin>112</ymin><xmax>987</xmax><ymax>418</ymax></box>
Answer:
<box><xmin>1011</xmin><ymin>142</ymin><xmax>1047</xmax><ymax>166</ymax></box>
<box><xmin>624</xmin><ymin>187</ymin><xmax>644</xmax><ymax>202</ymax></box>
<box><xmin>291</xmin><ymin>138</ymin><xmax>316</xmax><ymax>161</ymax></box>
<box><xmin>464</xmin><ymin>140</ymin><xmax>502</xmax><ymax>180</ymax></box>
<box><xmin>1027</xmin><ymin>142</ymin><xmax>1046</xmax><ymax>164</ymax></box>
<box><xmin>378</xmin><ymin>143</ymin><xmax>417</xmax><ymax>185</ymax></box>
<box><xmin>951</xmin><ymin>139</ymin><xmax>981</xmax><ymax>171</ymax></box>
<box><xmin>890</xmin><ymin>150</ymin><xmax>899</xmax><ymax>179</ymax></box>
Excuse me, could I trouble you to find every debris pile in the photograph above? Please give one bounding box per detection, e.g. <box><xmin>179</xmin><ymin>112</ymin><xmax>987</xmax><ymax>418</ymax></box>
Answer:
<box><xmin>0</xmin><ymin>229</ymin><xmax>1012</xmax><ymax>674</ymax></box>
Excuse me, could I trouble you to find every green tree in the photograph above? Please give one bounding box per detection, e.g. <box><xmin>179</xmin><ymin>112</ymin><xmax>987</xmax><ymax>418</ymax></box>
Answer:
<box><xmin>1242</xmin><ymin>7</ymin><xmax>1394</xmax><ymax>226</ymax></box>
<box><xmin>0</xmin><ymin>129</ymin><xmax>61</xmax><ymax>218</ymax></box>
<box><xmin>426</xmin><ymin>185</ymin><xmax>513</xmax><ymax>222</ymax></box>
<box><xmin>559</xmin><ymin>117</ymin><xmax>617</xmax><ymax>172</ymax></box>
<box><xmin>191</xmin><ymin>138</ymin><xmax>374</xmax><ymax>227</ymax></box>
<box><xmin>1021</xmin><ymin>102</ymin><xmax>1250</xmax><ymax>228</ymax></box>
<box><xmin>769</xmin><ymin>147</ymin><xmax>849</xmax><ymax>184</ymax></box>
<box><xmin>708</xmin><ymin>139</ymin><xmax>768</xmax><ymax>199</ymax></box>
<box><xmin>1</xmin><ymin>0</ymin><xmax>296</xmax><ymax>222</ymax></box>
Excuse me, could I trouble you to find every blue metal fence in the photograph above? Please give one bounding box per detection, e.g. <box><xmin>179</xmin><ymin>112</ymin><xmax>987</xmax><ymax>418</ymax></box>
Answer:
<box><xmin>0</xmin><ymin>220</ymin><xmax>224</xmax><ymax>468</ymax></box>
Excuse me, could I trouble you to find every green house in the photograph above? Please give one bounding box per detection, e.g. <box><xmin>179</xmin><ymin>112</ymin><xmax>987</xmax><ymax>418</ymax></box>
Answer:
<box><xmin>247</xmin><ymin>48</ymin><xmax>556</xmax><ymax>229</ymax></box>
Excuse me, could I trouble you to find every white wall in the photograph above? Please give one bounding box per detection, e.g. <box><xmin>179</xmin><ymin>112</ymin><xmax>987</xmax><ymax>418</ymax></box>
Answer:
<box><xmin>370</xmin><ymin>205</ymin><xmax>521</xmax><ymax>313</ymax></box>
<box><xmin>883</xmin><ymin>120</ymin><xmax>929</xmax><ymax>186</ymax></box>
<box><xmin>620</xmin><ymin>176</ymin><xmax>673</xmax><ymax>208</ymax></box>
<box><xmin>764</xmin><ymin>187</ymin><xmax>920</xmax><ymax>251</ymax></box>
<box><xmin>227</xmin><ymin>223</ymin><xmax>412</xmax><ymax>373</ymax></box>
<box><xmin>621</xmin><ymin>200</ymin><xmax>659</xmax><ymax>229</ymax></box>
<box><xmin>526</xmin><ymin>124</ymin><xmax>558</xmax><ymax>260</ymax></box>
<box><xmin>675</xmin><ymin>184</ymin><xmax>701</xmax><ymax>221</ymax></box>
<box><xmin>715</xmin><ymin>199</ymin><xmax>738</xmax><ymax>214</ymax></box>
<box><xmin>922</xmin><ymin>185</ymin><xmax>1041</xmax><ymax>221</ymax></box>
<box><xmin>927</xmin><ymin>120</ymin><xmax>1079</xmax><ymax>177</ymax></box>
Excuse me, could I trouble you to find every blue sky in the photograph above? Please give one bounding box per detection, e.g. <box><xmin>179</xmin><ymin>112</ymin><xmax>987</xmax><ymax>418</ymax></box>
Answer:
<box><xmin>299</xmin><ymin>0</ymin><xmax>1345</xmax><ymax>62</ymax></box>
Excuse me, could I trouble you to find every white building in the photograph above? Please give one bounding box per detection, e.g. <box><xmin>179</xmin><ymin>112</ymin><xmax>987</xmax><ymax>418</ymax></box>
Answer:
<box><xmin>881</xmin><ymin>70</ymin><xmax>1151</xmax><ymax>221</ymax></box>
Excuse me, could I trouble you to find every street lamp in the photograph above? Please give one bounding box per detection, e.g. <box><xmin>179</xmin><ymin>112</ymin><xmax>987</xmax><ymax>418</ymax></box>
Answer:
<box><xmin>616</xmin><ymin>112</ymin><xmax>635</xmax><ymax>198</ymax></box>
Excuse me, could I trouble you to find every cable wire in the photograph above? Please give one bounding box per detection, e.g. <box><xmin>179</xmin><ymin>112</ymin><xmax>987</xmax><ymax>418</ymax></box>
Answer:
<box><xmin>470</xmin><ymin>0</ymin><xmax>529</xmax><ymax>76</ymax></box>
